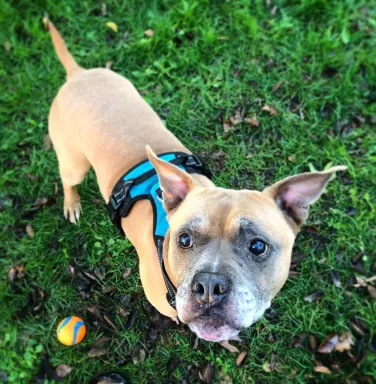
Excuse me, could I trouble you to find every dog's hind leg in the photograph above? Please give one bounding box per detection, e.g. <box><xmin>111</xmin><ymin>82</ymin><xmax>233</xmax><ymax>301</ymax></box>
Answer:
<box><xmin>58</xmin><ymin>149</ymin><xmax>90</xmax><ymax>224</ymax></box>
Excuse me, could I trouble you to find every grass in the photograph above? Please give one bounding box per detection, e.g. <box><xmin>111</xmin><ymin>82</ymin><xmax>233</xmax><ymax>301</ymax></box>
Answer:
<box><xmin>0</xmin><ymin>0</ymin><xmax>375</xmax><ymax>382</ymax></box>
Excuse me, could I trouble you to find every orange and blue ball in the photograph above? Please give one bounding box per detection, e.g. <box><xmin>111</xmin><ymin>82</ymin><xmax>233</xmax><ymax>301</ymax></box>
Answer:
<box><xmin>56</xmin><ymin>316</ymin><xmax>86</xmax><ymax>346</ymax></box>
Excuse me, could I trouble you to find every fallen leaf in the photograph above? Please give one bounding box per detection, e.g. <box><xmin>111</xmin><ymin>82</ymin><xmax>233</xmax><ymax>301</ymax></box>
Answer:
<box><xmin>8</xmin><ymin>264</ymin><xmax>24</xmax><ymax>281</ymax></box>
<box><xmin>272</xmin><ymin>80</ymin><xmax>283</xmax><ymax>93</ymax></box>
<box><xmin>330</xmin><ymin>271</ymin><xmax>342</xmax><ymax>288</ymax></box>
<box><xmin>244</xmin><ymin>114</ymin><xmax>259</xmax><ymax>127</ymax></box>
<box><xmin>367</xmin><ymin>285</ymin><xmax>376</xmax><ymax>300</ymax></box>
<box><xmin>88</xmin><ymin>347</ymin><xmax>109</xmax><ymax>357</ymax></box>
<box><xmin>43</xmin><ymin>135</ymin><xmax>52</xmax><ymax>151</ymax></box>
<box><xmin>90</xmin><ymin>373</ymin><xmax>128</xmax><ymax>383</ymax></box>
<box><xmin>229</xmin><ymin>109</ymin><xmax>243</xmax><ymax>125</ymax></box>
<box><xmin>25</xmin><ymin>173</ymin><xmax>39</xmax><ymax>182</ymax></box>
<box><xmin>167</xmin><ymin>355</ymin><xmax>180</xmax><ymax>377</ymax></box>
<box><xmin>26</xmin><ymin>224</ymin><xmax>35</xmax><ymax>239</ymax></box>
<box><xmin>236</xmin><ymin>351</ymin><xmax>247</xmax><ymax>367</ymax></box>
<box><xmin>55</xmin><ymin>364</ymin><xmax>73</xmax><ymax>378</ymax></box>
<box><xmin>335</xmin><ymin>332</ymin><xmax>354</xmax><ymax>352</ymax></box>
<box><xmin>103</xmin><ymin>314</ymin><xmax>119</xmax><ymax>332</ymax></box>
<box><xmin>132</xmin><ymin>346</ymin><xmax>146</xmax><ymax>365</ymax></box>
<box><xmin>304</xmin><ymin>290</ymin><xmax>325</xmax><ymax>303</ymax></box>
<box><xmin>122</xmin><ymin>267</ymin><xmax>132</xmax><ymax>279</ymax></box>
<box><xmin>309</xmin><ymin>335</ymin><xmax>317</xmax><ymax>351</ymax></box>
<box><xmin>106</xmin><ymin>21</ymin><xmax>118</xmax><ymax>32</ymax></box>
<box><xmin>223</xmin><ymin>120</ymin><xmax>235</xmax><ymax>133</ymax></box>
<box><xmin>220</xmin><ymin>340</ymin><xmax>239</xmax><ymax>353</ymax></box>
<box><xmin>94</xmin><ymin>266</ymin><xmax>106</xmax><ymax>281</ymax></box>
<box><xmin>92</xmin><ymin>336</ymin><xmax>111</xmax><ymax>347</ymax></box>
<box><xmin>353</xmin><ymin>275</ymin><xmax>367</xmax><ymax>287</ymax></box>
<box><xmin>199</xmin><ymin>362</ymin><xmax>215</xmax><ymax>383</ymax></box>
<box><xmin>3</xmin><ymin>41</ymin><xmax>12</xmax><ymax>52</ymax></box>
<box><xmin>101</xmin><ymin>3</ymin><xmax>107</xmax><ymax>15</ymax></box>
<box><xmin>314</xmin><ymin>365</ymin><xmax>332</xmax><ymax>374</ymax></box>
<box><xmin>261</xmin><ymin>105</ymin><xmax>278</xmax><ymax>115</ymax></box>
<box><xmin>42</xmin><ymin>16</ymin><xmax>49</xmax><ymax>30</ymax></box>
<box><xmin>317</xmin><ymin>334</ymin><xmax>339</xmax><ymax>353</ymax></box>
<box><xmin>144</xmin><ymin>29</ymin><xmax>154</xmax><ymax>37</ymax></box>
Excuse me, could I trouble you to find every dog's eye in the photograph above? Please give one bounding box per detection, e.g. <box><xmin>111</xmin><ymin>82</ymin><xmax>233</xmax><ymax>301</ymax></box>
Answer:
<box><xmin>178</xmin><ymin>233</ymin><xmax>192</xmax><ymax>248</ymax></box>
<box><xmin>249</xmin><ymin>239</ymin><xmax>268</xmax><ymax>256</ymax></box>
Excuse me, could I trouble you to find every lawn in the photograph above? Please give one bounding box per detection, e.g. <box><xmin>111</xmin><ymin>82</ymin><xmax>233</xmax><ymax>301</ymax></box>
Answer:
<box><xmin>0</xmin><ymin>0</ymin><xmax>375</xmax><ymax>382</ymax></box>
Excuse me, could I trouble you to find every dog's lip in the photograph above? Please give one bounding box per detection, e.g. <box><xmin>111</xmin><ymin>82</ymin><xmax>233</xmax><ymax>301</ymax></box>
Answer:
<box><xmin>187</xmin><ymin>315</ymin><xmax>242</xmax><ymax>341</ymax></box>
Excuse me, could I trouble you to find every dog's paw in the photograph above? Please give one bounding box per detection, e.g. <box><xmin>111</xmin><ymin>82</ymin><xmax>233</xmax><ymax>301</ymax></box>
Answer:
<box><xmin>64</xmin><ymin>201</ymin><xmax>82</xmax><ymax>224</ymax></box>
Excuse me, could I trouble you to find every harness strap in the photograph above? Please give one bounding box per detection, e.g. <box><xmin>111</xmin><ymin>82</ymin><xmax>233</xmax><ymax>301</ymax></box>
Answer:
<box><xmin>107</xmin><ymin>152</ymin><xmax>211</xmax><ymax>309</ymax></box>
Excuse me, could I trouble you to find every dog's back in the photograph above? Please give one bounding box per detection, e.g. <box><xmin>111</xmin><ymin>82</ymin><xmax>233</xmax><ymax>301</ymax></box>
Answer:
<box><xmin>48</xmin><ymin>22</ymin><xmax>186</xmax><ymax>200</ymax></box>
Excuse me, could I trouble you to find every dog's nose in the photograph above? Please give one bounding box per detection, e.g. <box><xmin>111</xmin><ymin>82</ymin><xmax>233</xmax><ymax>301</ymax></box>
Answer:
<box><xmin>191</xmin><ymin>272</ymin><xmax>231</xmax><ymax>306</ymax></box>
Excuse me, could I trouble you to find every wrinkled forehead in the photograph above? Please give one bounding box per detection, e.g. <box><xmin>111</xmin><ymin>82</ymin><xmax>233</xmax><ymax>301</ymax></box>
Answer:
<box><xmin>170</xmin><ymin>187</ymin><xmax>295</xmax><ymax>243</ymax></box>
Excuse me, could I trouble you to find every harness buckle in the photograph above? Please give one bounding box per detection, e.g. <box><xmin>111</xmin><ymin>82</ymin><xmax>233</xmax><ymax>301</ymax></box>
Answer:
<box><xmin>185</xmin><ymin>154</ymin><xmax>202</xmax><ymax>167</ymax></box>
<box><xmin>108</xmin><ymin>180</ymin><xmax>134</xmax><ymax>223</ymax></box>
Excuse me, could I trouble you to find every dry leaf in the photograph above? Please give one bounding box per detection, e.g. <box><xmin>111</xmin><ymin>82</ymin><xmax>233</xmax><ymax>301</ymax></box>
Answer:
<box><xmin>261</xmin><ymin>105</ymin><xmax>278</xmax><ymax>115</ymax></box>
<box><xmin>106</xmin><ymin>22</ymin><xmax>118</xmax><ymax>33</ymax></box>
<box><xmin>367</xmin><ymin>285</ymin><xmax>376</xmax><ymax>300</ymax></box>
<box><xmin>220</xmin><ymin>340</ymin><xmax>239</xmax><ymax>353</ymax></box>
<box><xmin>335</xmin><ymin>332</ymin><xmax>354</xmax><ymax>352</ymax></box>
<box><xmin>244</xmin><ymin>114</ymin><xmax>259</xmax><ymax>127</ymax></box>
<box><xmin>55</xmin><ymin>364</ymin><xmax>73</xmax><ymax>378</ymax></box>
<box><xmin>42</xmin><ymin>16</ymin><xmax>49</xmax><ymax>30</ymax></box>
<box><xmin>26</xmin><ymin>224</ymin><xmax>35</xmax><ymax>239</ymax></box>
<box><xmin>314</xmin><ymin>365</ymin><xmax>331</xmax><ymax>374</ymax></box>
<box><xmin>304</xmin><ymin>290</ymin><xmax>325</xmax><ymax>303</ymax></box>
<box><xmin>3</xmin><ymin>41</ymin><xmax>12</xmax><ymax>52</ymax></box>
<box><xmin>236</xmin><ymin>351</ymin><xmax>247</xmax><ymax>367</ymax></box>
<box><xmin>122</xmin><ymin>267</ymin><xmax>132</xmax><ymax>279</ymax></box>
<box><xmin>222</xmin><ymin>120</ymin><xmax>235</xmax><ymax>133</ymax></box>
<box><xmin>144</xmin><ymin>29</ymin><xmax>154</xmax><ymax>37</ymax></box>
<box><xmin>43</xmin><ymin>134</ymin><xmax>52</xmax><ymax>151</ymax></box>
<box><xmin>317</xmin><ymin>334</ymin><xmax>338</xmax><ymax>353</ymax></box>
<box><xmin>92</xmin><ymin>336</ymin><xmax>111</xmax><ymax>347</ymax></box>
<box><xmin>8</xmin><ymin>265</ymin><xmax>24</xmax><ymax>281</ymax></box>
<box><xmin>272</xmin><ymin>80</ymin><xmax>283</xmax><ymax>93</ymax></box>
<box><xmin>229</xmin><ymin>109</ymin><xmax>243</xmax><ymax>125</ymax></box>
<box><xmin>101</xmin><ymin>3</ymin><xmax>107</xmax><ymax>16</ymax></box>
<box><xmin>271</xmin><ymin>5</ymin><xmax>278</xmax><ymax>15</ymax></box>
<box><xmin>88</xmin><ymin>347</ymin><xmax>109</xmax><ymax>357</ymax></box>
<box><xmin>353</xmin><ymin>275</ymin><xmax>367</xmax><ymax>287</ymax></box>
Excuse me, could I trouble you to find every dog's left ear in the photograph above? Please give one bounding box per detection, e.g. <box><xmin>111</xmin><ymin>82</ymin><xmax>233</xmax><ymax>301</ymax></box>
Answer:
<box><xmin>264</xmin><ymin>166</ymin><xmax>347</xmax><ymax>227</ymax></box>
<box><xmin>146</xmin><ymin>146</ymin><xmax>197</xmax><ymax>212</ymax></box>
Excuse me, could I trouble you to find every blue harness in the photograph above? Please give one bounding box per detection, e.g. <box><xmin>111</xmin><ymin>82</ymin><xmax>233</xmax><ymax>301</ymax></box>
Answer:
<box><xmin>107</xmin><ymin>152</ymin><xmax>211</xmax><ymax>309</ymax></box>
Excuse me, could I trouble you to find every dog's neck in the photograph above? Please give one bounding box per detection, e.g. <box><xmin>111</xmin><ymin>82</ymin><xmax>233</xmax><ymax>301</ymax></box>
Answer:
<box><xmin>118</xmin><ymin>172</ymin><xmax>214</xmax><ymax>318</ymax></box>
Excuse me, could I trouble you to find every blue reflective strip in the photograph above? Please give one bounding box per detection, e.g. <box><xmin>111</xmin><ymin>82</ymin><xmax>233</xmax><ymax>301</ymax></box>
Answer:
<box><xmin>72</xmin><ymin>321</ymin><xmax>84</xmax><ymax>344</ymax></box>
<box><xmin>125</xmin><ymin>154</ymin><xmax>176</xmax><ymax>181</ymax></box>
<box><xmin>129</xmin><ymin>174</ymin><xmax>159</xmax><ymax>198</ymax></box>
<box><xmin>57</xmin><ymin>316</ymin><xmax>71</xmax><ymax>333</ymax></box>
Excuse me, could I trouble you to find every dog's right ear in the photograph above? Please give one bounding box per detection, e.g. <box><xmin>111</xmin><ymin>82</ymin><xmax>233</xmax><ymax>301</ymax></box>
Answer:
<box><xmin>146</xmin><ymin>146</ymin><xmax>197</xmax><ymax>212</ymax></box>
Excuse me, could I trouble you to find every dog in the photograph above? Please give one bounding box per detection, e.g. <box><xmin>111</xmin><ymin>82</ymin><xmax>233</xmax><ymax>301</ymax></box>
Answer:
<box><xmin>48</xmin><ymin>22</ymin><xmax>346</xmax><ymax>343</ymax></box>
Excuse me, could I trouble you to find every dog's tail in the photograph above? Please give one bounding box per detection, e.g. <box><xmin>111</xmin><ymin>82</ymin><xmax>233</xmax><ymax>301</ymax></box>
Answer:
<box><xmin>48</xmin><ymin>21</ymin><xmax>83</xmax><ymax>79</ymax></box>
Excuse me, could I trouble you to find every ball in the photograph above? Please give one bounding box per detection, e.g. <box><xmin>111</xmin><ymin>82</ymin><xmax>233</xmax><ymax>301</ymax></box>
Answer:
<box><xmin>57</xmin><ymin>316</ymin><xmax>86</xmax><ymax>346</ymax></box>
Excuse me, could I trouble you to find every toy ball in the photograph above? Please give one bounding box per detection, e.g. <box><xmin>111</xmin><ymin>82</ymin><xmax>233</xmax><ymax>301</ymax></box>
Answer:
<box><xmin>57</xmin><ymin>316</ymin><xmax>86</xmax><ymax>346</ymax></box>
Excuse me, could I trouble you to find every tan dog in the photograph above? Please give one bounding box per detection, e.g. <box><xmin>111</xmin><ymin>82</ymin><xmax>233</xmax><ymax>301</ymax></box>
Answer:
<box><xmin>48</xmin><ymin>22</ymin><xmax>346</xmax><ymax>342</ymax></box>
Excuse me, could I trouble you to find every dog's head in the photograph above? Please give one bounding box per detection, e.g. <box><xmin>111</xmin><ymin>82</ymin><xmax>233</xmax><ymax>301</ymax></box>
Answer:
<box><xmin>147</xmin><ymin>146</ymin><xmax>346</xmax><ymax>341</ymax></box>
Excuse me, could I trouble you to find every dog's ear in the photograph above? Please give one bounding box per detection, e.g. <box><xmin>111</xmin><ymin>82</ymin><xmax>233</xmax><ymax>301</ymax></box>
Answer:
<box><xmin>146</xmin><ymin>146</ymin><xmax>197</xmax><ymax>212</ymax></box>
<box><xmin>264</xmin><ymin>166</ymin><xmax>347</xmax><ymax>227</ymax></box>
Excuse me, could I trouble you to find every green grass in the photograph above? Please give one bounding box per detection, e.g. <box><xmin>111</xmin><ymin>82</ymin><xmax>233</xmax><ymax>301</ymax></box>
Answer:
<box><xmin>1</xmin><ymin>0</ymin><xmax>375</xmax><ymax>382</ymax></box>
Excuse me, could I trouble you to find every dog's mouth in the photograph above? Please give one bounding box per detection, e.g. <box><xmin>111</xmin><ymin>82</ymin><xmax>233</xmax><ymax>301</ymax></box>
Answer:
<box><xmin>186</xmin><ymin>314</ymin><xmax>242</xmax><ymax>342</ymax></box>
